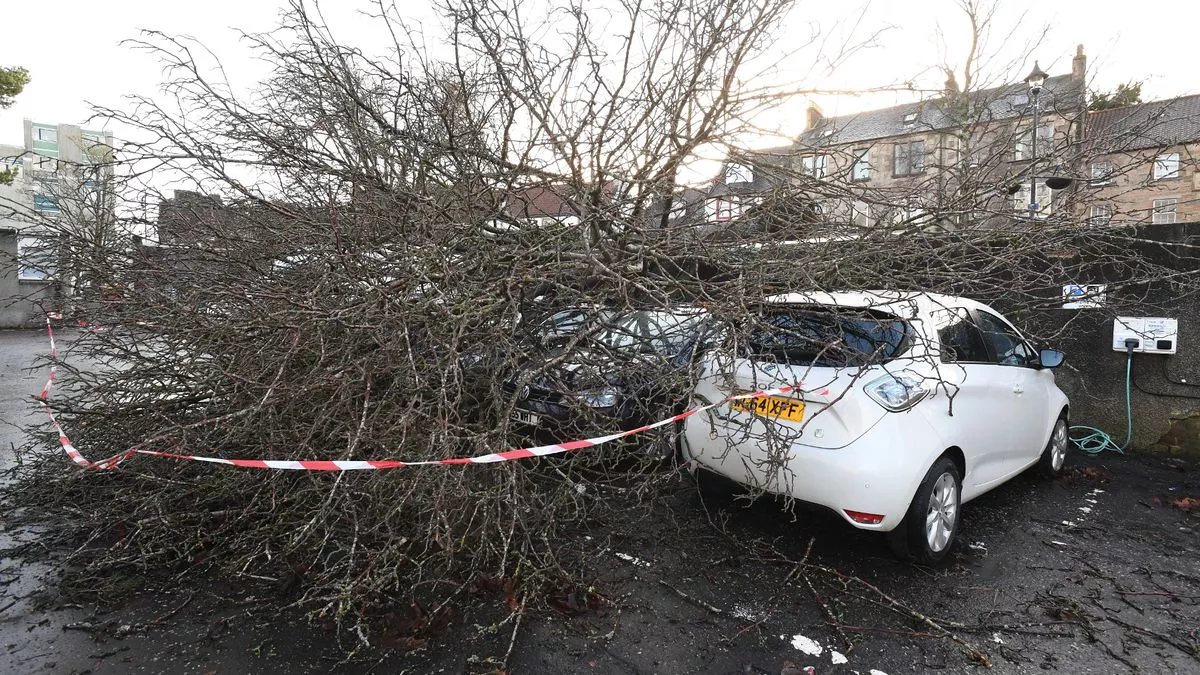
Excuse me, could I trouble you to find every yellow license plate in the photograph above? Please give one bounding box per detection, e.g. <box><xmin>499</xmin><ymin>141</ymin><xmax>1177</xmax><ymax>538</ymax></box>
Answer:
<box><xmin>730</xmin><ymin>395</ymin><xmax>805</xmax><ymax>422</ymax></box>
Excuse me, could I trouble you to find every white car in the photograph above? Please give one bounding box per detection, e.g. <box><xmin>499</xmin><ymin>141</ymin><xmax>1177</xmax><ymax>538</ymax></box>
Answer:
<box><xmin>681</xmin><ymin>291</ymin><xmax>1070</xmax><ymax>564</ymax></box>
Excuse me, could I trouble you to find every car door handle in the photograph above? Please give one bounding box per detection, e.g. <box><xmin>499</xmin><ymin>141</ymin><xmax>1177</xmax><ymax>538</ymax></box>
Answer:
<box><xmin>1012</xmin><ymin>384</ymin><xmax>1024</xmax><ymax>395</ymax></box>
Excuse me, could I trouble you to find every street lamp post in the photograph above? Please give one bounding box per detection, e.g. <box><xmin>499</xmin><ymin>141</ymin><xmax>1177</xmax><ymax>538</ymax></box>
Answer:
<box><xmin>1025</xmin><ymin>61</ymin><xmax>1049</xmax><ymax>216</ymax></box>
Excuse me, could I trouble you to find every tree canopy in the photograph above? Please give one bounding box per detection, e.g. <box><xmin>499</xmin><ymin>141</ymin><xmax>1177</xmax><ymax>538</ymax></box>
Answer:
<box><xmin>0</xmin><ymin>65</ymin><xmax>30</xmax><ymax>109</ymax></box>
<box><xmin>1089</xmin><ymin>81</ymin><xmax>1144</xmax><ymax>111</ymax></box>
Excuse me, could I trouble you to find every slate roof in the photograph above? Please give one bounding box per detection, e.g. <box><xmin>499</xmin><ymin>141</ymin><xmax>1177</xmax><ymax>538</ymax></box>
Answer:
<box><xmin>797</xmin><ymin>74</ymin><xmax>1082</xmax><ymax>148</ymax></box>
<box><xmin>1086</xmin><ymin>94</ymin><xmax>1200</xmax><ymax>152</ymax></box>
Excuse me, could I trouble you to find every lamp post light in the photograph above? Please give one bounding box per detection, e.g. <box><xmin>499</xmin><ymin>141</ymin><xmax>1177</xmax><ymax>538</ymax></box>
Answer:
<box><xmin>1024</xmin><ymin>61</ymin><xmax>1049</xmax><ymax>215</ymax></box>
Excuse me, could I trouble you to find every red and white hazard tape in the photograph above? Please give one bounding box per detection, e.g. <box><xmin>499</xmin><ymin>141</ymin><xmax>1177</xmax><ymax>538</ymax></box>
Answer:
<box><xmin>38</xmin><ymin>316</ymin><xmax>808</xmax><ymax>471</ymax></box>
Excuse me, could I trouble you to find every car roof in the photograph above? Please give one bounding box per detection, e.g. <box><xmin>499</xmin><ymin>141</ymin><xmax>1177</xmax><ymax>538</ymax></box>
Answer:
<box><xmin>762</xmin><ymin>290</ymin><xmax>992</xmax><ymax>319</ymax></box>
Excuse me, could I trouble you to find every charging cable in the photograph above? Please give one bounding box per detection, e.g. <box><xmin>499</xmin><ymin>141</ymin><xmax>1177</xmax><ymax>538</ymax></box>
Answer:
<box><xmin>1069</xmin><ymin>340</ymin><xmax>1136</xmax><ymax>455</ymax></box>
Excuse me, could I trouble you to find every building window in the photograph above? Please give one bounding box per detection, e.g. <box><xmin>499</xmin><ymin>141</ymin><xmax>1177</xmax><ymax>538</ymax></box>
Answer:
<box><xmin>1014</xmin><ymin>124</ymin><xmax>1053</xmax><ymax>161</ymax></box>
<box><xmin>35</xmin><ymin>127</ymin><xmax>58</xmax><ymax>143</ymax></box>
<box><xmin>1090</xmin><ymin>161</ymin><xmax>1114</xmax><ymax>186</ymax></box>
<box><xmin>850</xmin><ymin>200</ymin><xmax>870</xmax><ymax>227</ymax></box>
<box><xmin>706</xmin><ymin>197</ymin><xmax>742</xmax><ymax>222</ymax></box>
<box><xmin>1152</xmin><ymin>198</ymin><xmax>1177</xmax><ymax>224</ymax></box>
<box><xmin>33</xmin><ymin>194</ymin><xmax>61</xmax><ymax>213</ymax></box>
<box><xmin>1089</xmin><ymin>205</ymin><xmax>1113</xmax><ymax>226</ymax></box>
<box><xmin>18</xmin><ymin>237</ymin><xmax>57</xmax><ymax>281</ymax></box>
<box><xmin>903</xmin><ymin>112</ymin><xmax>918</xmax><ymax>124</ymax></box>
<box><xmin>1154</xmin><ymin>153</ymin><xmax>1180</xmax><ymax>180</ymax></box>
<box><xmin>801</xmin><ymin>154</ymin><xmax>827</xmax><ymax>179</ymax></box>
<box><xmin>893</xmin><ymin>141</ymin><xmax>925</xmax><ymax>176</ymax></box>
<box><xmin>1012</xmin><ymin>183</ymin><xmax>1052</xmax><ymax>217</ymax></box>
<box><xmin>852</xmin><ymin>149</ymin><xmax>870</xmax><ymax>181</ymax></box>
<box><xmin>725</xmin><ymin>163</ymin><xmax>753</xmax><ymax>184</ymax></box>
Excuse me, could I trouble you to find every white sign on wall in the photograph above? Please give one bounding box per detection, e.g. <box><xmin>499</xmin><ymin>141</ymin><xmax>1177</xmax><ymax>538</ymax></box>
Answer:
<box><xmin>1062</xmin><ymin>284</ymin><xmax>1106</xmax><ymax>309</ymax></box>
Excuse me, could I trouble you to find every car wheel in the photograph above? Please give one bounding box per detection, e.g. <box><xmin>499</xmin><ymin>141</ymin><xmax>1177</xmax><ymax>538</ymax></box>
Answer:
<box><xmin>887</xmin><ymin>457</ymin><xmax>961</xmax><ymax>565</ymax></box>
<box><xmin>1036</xmin><ymin>415</ymin><xmax>1069</xmax><ymax>479</ymax></box>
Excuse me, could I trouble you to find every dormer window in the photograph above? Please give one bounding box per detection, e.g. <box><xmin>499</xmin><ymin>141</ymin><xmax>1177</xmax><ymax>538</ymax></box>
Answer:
<box><xmin>821</xmin><ymin>129</ymin><xmax>834</xmax><ymax>138</ymax></box>
<box><xmin>725</xmin><ymin>163</ymin><xmax>753</xmax><ymax>184</ymax></box>
<box><xmin>903</xmin><ymin>112</ymin><xmax>918</xmax><ymax>124</ymax></box>
<box><xmin>1009</xmin><ymin>93</ymin><xmax>1029</xmax><ymax>106</ymax></box>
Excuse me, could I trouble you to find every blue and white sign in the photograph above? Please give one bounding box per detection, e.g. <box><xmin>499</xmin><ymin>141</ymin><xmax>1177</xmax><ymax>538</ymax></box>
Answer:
<box><xmin>1062</xmin><ymin>284</ymin><xmax>1106</xmax><ymax>309</ymax></box>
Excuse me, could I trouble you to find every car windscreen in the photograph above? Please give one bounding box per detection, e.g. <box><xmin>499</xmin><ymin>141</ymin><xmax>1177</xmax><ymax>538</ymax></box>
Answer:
<box><xmin>745</xmin><ymin>306</ymin><xmax>909</xmax><ymax>367</ymax></box>
<box><xmin>592</xmin><ymin>311</ymin><xmax>706</xmax><ymax>355</ymax></box>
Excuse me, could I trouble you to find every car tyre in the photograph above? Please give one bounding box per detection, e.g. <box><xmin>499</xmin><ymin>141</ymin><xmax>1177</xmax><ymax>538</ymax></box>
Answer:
<box><xmin>1036</xmin><ymin>415</ymin><xmax>1069</xmax><ymax>479</ymax></box>
<box><xmin>887</xmin><ymin>457</ymin><xmax>961</xmax><ymax>565</ymax></box>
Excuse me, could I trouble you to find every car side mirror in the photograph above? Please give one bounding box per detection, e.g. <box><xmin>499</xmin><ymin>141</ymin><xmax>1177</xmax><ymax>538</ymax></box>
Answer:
<box><xmin>1039</xmin><ymin>349</ymin><xmax>1065</xmax><ymax>369</ymax></box>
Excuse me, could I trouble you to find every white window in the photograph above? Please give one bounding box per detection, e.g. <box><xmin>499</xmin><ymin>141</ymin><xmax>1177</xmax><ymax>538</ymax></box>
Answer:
<box><xmin>725</xmin><ymin>163</ymin><xmax>753</xmax><ymax>184</ymax></box>
<box><xmin>18</xmin><ymin>237</ymin><xmax>57</xmax><ymax>281</ymax></box>
<box><xmin>1012</xmin><ymin>183</ymin><xmax>1053</xmax><ymax>217</ymax></box>
<box><xmin>705</xmin><ymin>197</ymin><xmax>742</xmax><ymax>222</ymax></box>
<box><xmin>1014</xmin><ymin>124</ymin><xmax>1053</xmax><ymax>161</ymax></box>
<box><xmin>1090</xmin><ymin>161</ymin><xmax>1114</xmax><ymax>186</ymax></box>
<box><xmin>903</xmin><ymin>112</ymin><xmax>918</xmax><ymax>124</ymax></box>
<box><xmin>1152</xmin><ymin>198</ymin><xmax>1177</xmax><ymax>224</ymax></box>
<box><xmin>852</xmin><ymin>149</ymin><xmax>870</xmax><ymax>181</ymax></box>
<box><xmin>801</xmin><ymin>154</ymin><xmax>827</xmax><ymax>179</ymax></box>
<box><xmin>851</xmin><ymin>200</ymin><xmax>870</xmax><ymax>227</ymax></box>
<box><xmin>1154</xmin><ymin>153</ymin><xmax>1180</xmax><ymax>180</ymax></box>
<box><xmin>35</xmin><ymin>127</ymin><xmax>58</xmax><ymax>143</ymax></box>
<box><xmin>1089</xmin><ymin>205</ymin><xmax>1113</xmax><ymax>226</ymax></box>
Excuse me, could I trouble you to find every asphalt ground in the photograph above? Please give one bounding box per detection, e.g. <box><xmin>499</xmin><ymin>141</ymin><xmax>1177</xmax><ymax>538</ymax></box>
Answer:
<box><xmin>0</xmin><ymin>328</ymin><xmax>1196</xmax><ymax>674</ymax></box>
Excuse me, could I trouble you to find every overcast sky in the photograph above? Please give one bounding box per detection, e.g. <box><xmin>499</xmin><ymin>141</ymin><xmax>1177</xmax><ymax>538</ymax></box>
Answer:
<box><xmin>2</xmin><ymin>0</ymin><xmax>1197</xmax><ymax>150</ymax></box>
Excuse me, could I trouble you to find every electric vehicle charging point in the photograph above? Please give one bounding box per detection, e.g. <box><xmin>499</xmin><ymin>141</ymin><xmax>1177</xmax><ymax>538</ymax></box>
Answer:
<box><xmin>1072</xmin><ymin>317</ymin><xmax>1181</xmax><ymax>455</ymax></box>
<box><xmin>1112</xmin><ymin>316</ymin><xmax>1179</xmax><ymax>354</ymax></box>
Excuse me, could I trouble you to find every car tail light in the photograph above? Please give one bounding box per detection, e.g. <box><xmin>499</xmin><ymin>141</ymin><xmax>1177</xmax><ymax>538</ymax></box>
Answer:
<box><xmin>863</xmin><ymin>369</ymin><xmax>930</xmax><ymax>412</ymax></box>
<box><xmin>844</xmin><ymin>510</ymin><xmax>885</xmax><ymax>525</ymax></box>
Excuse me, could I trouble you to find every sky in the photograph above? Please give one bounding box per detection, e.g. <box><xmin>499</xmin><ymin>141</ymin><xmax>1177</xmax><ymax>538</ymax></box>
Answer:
<box><xmin>2</xmin><ymin>0</ymin><xmax>1198</xmax><ymax>156</ymax></box>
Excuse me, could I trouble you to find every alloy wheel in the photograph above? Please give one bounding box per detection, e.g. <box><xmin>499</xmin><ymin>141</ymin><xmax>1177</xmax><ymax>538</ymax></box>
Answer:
<box><xmin>924</xmin><ymin>472</ymin><xmax>959</xmax><ymax>553</ymax></box>
<box><xmin>1050</xmin><ymin>419</ymin><xmax>1068</xmax><ymax>472</ymax></box>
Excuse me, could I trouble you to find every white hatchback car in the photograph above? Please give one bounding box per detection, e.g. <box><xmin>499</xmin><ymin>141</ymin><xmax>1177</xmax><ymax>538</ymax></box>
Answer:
<box><xmin>681</xmin><ymin>291</ymin><xmax>1070</xmax><ymax>564</ymax></box>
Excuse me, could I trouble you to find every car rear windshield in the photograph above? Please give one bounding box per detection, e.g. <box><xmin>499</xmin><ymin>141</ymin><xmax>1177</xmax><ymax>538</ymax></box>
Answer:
<box><xmin>745</xmin><ymin>306</ymin><xmax>910</xmax><ymax>367</ymax></box>
<box><xmin>593</xmin><ymin>310</ymin><xmax>706</xmax><ymax>356</ymax></box>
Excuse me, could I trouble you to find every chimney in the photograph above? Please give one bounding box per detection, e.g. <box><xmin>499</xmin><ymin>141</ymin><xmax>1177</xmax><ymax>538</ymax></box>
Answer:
<box><xmin>806</xmin><ymin>102</ymin><xmax>823</xmax><ymax>130</ymax></box>
<box><xmin>1072</xmin><ymin>44</ymin><xmax>1086</xmax><ymax>81</ymax></box>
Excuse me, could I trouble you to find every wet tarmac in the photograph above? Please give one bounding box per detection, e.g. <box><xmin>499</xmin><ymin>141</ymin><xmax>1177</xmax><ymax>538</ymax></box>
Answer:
<box><xmin>1</xmin><ymin>328</ymin><xmax>1197</xmax><ymax>674</ymax></box>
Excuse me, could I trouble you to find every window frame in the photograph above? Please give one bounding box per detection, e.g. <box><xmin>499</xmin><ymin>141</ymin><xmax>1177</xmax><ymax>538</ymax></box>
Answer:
<box><xmin>1089</xmin><ymin>160</ymin><xmax>1114</xmax><ymax>186</ymax></box>
<box><xmin>852</xmin><ymin>149</ymin><xmax>870</xmax><ymax>181</ymax></box>
<box><xmin>1014</xmin><ymin>124</ymin><xmax>1054</xmax><ymax>162</ymax></box>
<box><xmin>850</xmin><ymin>200</ymin><xmax>870</xmax><ymax>227</ymax></box>
<box><xmin>893</xmin><ymin>140</ymin><xmax>926</xmax><ymax>177</ymax></box>
<box><xmin>725</xmin><ymin>163</ymin><xmax>753</xmax><ymax>184</ymax></box>
<box><xmin>1011</xmin><ymin>182</ymin><xmax>1053</xmax><ymax>217</ymax></box>
<box><xmin>34</xmin><ymin>127</ymin><xmax>58</xmax><ymax>143</ymax></box>
<box><xmin>1153</xmin><ymin>152</ymin><xmax>1180</xmax><ymax>181</ymax></box>
<box><xmin>1152</xmin><ymin>197</ymin><xmax>1178</xmax><ymax>224</ymax></box>
<box><xmin>1089</xmin><ymin>204</ymin><xmax>1113</xmax><ymax>227</ymax></box>
<box><xmin>931</xmin><ymin>307</ymin><xmax>991</xmax><ymax>364</ymax></box>
<box><xmin>17</xmin><ymin>236</ymin><xmax>57</xmax><ymax>281</ymax></box>
<box><xmin>801</xmin><ymin>154</ymin><xmax>828</xmax><ymax>179</ymax></box>
<box><xmin>33</xmin><ymin>194</ymin><xmax>61</xmax><ymax>213</ymax></box>
<box><xmin>710</xmin><ymin>197</ymin><xmax>742</xmax><ymax>222</ymax></box>
<box><xmin>974</xmin><ymin>309</ymin><xmax>1039</xmax><ymax>368</ymax></box>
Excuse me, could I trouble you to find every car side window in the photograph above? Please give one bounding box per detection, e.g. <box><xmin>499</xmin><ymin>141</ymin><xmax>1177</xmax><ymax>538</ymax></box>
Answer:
<box><xmin>931</xmin><ymin>308</ymin><xmax>989</xmax><ymax>363</ymax></box>
<box><xmin>975</xmin><ymin>310</ymin><xmax>1038</xmax><ymax>367</ymax></box>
